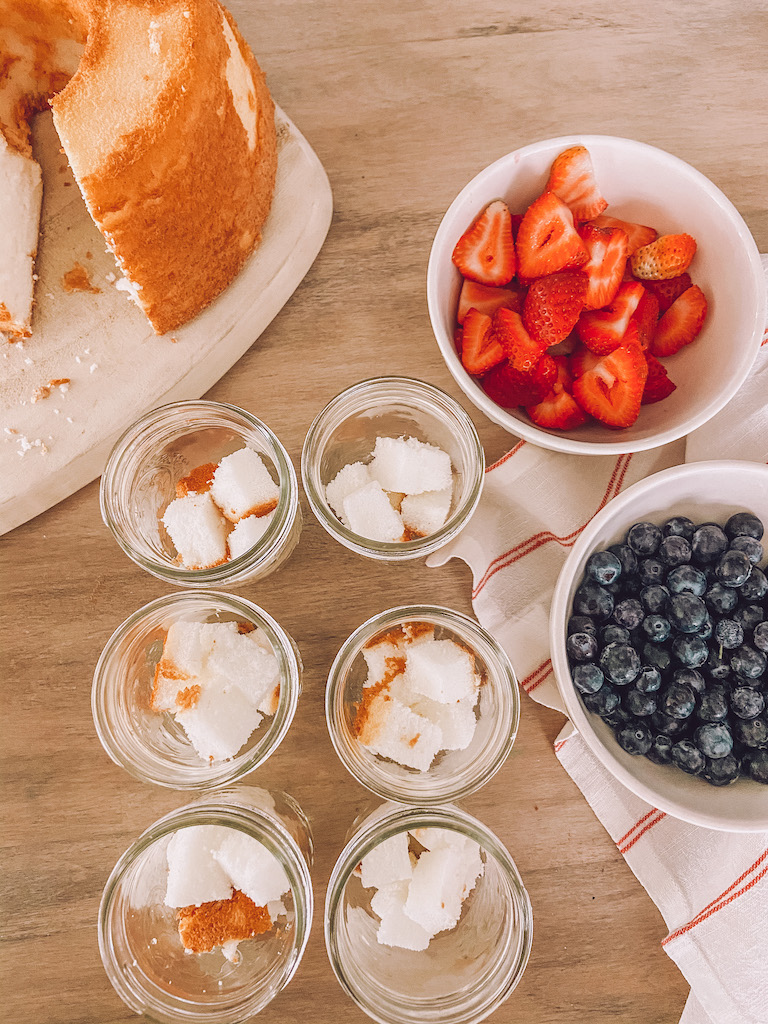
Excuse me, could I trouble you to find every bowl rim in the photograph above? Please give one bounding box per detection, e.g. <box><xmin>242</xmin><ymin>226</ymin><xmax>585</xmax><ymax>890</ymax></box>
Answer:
<box><xmin>427</xmin><ymin>133</ymin><xmax>767</xmax><ymax>456</ymax></box>
<box><xmin>549</xmin><ymin>459</ymin><xmax>768</xmax><ymax>831</ymax></box>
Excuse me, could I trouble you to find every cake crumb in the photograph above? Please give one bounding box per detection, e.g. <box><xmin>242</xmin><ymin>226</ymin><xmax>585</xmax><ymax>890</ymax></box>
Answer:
<box><xmin>177</xmin><ymin>890</ymin><xmax>271</xmax><ymax>954</ymax></box>
<box><xmin>31</xmin><ymin>378</ymin><xmax>71</xmax><ymax>403</ymax></box>
<box><xmin>62</xmin><ymin>262</ymin><xmax>101</xmax><ymax>294</ymax></box>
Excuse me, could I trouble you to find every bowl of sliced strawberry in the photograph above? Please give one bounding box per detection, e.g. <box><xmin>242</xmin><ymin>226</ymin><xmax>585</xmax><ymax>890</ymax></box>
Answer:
<box><xmin>427</xmin><ymin>135</ymin><xmax>766</xmax><ymax>454</ymax></box>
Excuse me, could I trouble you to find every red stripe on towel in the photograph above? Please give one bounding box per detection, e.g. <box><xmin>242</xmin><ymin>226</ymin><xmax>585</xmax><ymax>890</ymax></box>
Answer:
<box><xmin>486</xmin><ymin>440</ymin><xmax>527</xmax><ymax>472</ymax></box>
<box><xmin>616</xmin><ymin>808</ymin><xmax>661</xmax><ymax>848</ymax></box>
<box><xmin>618</xmin><ymin>811</ymin><xmax>666</xmax><ymax>853</ymax></box>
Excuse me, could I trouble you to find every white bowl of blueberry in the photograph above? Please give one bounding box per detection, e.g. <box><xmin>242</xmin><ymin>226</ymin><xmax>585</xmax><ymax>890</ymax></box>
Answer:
<box><xmin>550</xmin><ymin>460</ymin><xmax>768</xmax><ymax>832</ymax></box>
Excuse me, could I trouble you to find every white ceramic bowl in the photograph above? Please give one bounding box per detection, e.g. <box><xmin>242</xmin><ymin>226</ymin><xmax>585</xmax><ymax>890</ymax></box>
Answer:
<box><xmin>550</xmin><ymin>460</ymin><xmax>768</xmax><ymax>832</ymax></box>
<box><xmin>427</xmin><ymin>135</ymin><xmax>766</xmax><ymax>455</ymax></box>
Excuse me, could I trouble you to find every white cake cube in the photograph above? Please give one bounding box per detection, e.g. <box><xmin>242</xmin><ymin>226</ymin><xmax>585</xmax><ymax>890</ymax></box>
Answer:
<box><xmin>176</xmin><ymin>682</ymin><xmax>263</xmax><ymax>761</ymax></box>
<box><xmin>362</xmin><ymin>636</ymin><xmax>406</xmax><ymax>687</ymax></box>
<box><xmin>342</xmin><ymin>481</ymin><xmax>405</xmax><ymax>542</ymax></box>
<box><xmin>411</xmin><ymin>693</ymin><xmax>477</xmax><ymax>751</ymax></box>
<box><xmin>404</xmin><ymin>846</ymin><xmax>465</xmax><ymax>935</ymax></box>
<box><xmin>372</xmin><ymin>881</ymin><xmax>433</xmax><ymax>952</ymax></box>
<box><xmin>325</xmin><ymin>461</ymin><xmax>371</xmax><ymax>520</ymax></box>
<box><xmin>360</xmin><ymin>831</ymin><xmax>413</xmax><ymax>889</ymax></box>
<box><xmin>213</xmin><ymin>831</ymin><xmax>291</xmax><ymax>907</ymax></box>
<box><xmin>162</xmin><ymin>492</ymin><xmax>229</xmax><ymax>569</ymax></box>
<box><xmin>165</xmin><ymin>825</ymin><xmax>234</xmax><ymax>908</ymax></box>
<box><xmin>206</xmin><ymin>623</ymin><xmax>278</xmax><ymax>707</ymax></box>
<box><xmin>210</xmin><ymin>447</ymin><xmax>280</xmax><ymax>522</ymax></box>
<box><xmin>404</xmin><ymin>639</ymin><xmax>478</xmax><ymax>704</ymax></box>
<box><xmin>258</xmin><ymin>683</ymin><xmax>280</xmax><ymax>716</ymax></box>
<box><xmin>369</xmin><ymin>436</ymin><xmax>452</xmax><ymax>496</ymax></box>
<box><xmin>401</xmin><ymin>487</ymin><xmax>452</xmax><ymax>537</ymax></box>
<box><xmin>228</xmin><ymin>510</ymin><xmax>274</xmax><ymax>560</ymax></box>
<box><xmin>358</xmin><ymin>693</ymin><xmax>443</xmax><ymax>772</ymax></box>
<box><xmin>458</xmin><ymin>839</ymin><xmax>484</xmax><ymax>900</ymax></box>
<box><xmin>401</xmin><ymin>622</ymin><xmax>436</xmax><ymax>646</ymax></box>
<box><xmin>151</xmin><ymin>620</ymin><xmax>216</xmax><ymax>711</ymax></box>
<box><xmin>407</xmin><ymin>830</ymin><xmax>484</xmax><ymax>901</ymax></box>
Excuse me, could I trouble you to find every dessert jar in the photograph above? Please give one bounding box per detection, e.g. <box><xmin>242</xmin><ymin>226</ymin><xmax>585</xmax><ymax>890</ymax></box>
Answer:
<box><xmin>99</xmin><ymin>786</ymin><xmax>313</xmax><ymax>1024</ymax></box>
<box><xmin>301</xmin><ymin>377</ymin><xmax>484</xmax><ymax>561</ymax></box>
<box><xmin>100</xmin><ymin>400</ymin><xmax>302</xmax><ymax>587</ymax></box>
<box><xmin>92</xmin><ymin>591</ymin><xmax>302</xmax><ymax>789</ymax></box>
<box><xmin>325</xmin><ymin>801</ymin><xmax>533</xmax><ymax>1024</ymax></box>
<box><xmin>326</xmin><ymin>605</ymin><xmax>519</xmax><ymax>804</ymax></box>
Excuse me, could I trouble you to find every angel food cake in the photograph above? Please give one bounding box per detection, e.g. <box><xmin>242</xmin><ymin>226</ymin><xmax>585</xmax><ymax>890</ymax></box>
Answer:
<box><xmin>0</xmin><ymin>0</ymin><xmax>277</xmax><ymax>339</ymax></box>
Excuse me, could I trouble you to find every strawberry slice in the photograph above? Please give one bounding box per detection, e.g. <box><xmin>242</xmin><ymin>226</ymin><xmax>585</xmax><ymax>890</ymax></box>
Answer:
<box><xmin>452</xmin><ymin>200</ymin><xmax>516</xmax><ymax>286</ymax></box>
<box><xmin>526</xmin><ymin>355</ymin><xmax>589</xmax><ymax>430</ymax></box>
<box><xmin>631</xmin><ymin>288</ymin><xmax>660</xmax><ymax>350</ymax></box>
<box><xmin>457</xmin><ymin>279</ymin><xmax>522</xmax><ymax>325</ymax></box>
<box><xmin>576</xmin><ymin>280</ymin><xmax>645</xmax><ymax>355</ymax></box>
<box><xmin>481</xmin><ymin>354</ymin><xmax>557</xmax><ymax>408</ymax></box>
<box><xmin>641</xmin><ymin>273</ymin><xmax>693</xmax><ymax>312</ymax></box>
<box><xmin>545</xmin><ymin>145</ymin><xmax>608</xmax><ymax>222</ymax></box>
<box><xmin>650</xmin><ymin>285</ymin><xmax>708</xmax><ymax>357</ymax></box>
<box><xmin>523</xmin><ymin>272</ymin><xmax>587</xmax><ymax>348</ymax></box>
<box><xmin>642</xmin><ymin>352</ymin><xmax>677</xmax><ymax>405</ymax></box>
<box><xmin>492</xmin><ymin>307</ymin><xmax>548</xmax><ymax>373</ymax></box>
<box><xmin>516</xmin><ymin>191</ymin><xmax>589</xmax><ymax>280</ymax></box>
<box><xmin>459</xmin><ymin>308</ymin><xmax>504</xmax><ymax>375</ymax></box>
<box><xmin>590</xmin><ymin>214</ymin><xmax>657</xmax><ymax>255</ymax></box>
<box><xmin>571</xmin><ymin>342</ymin><xmax>648</xmax><ymax>428</ymax></box>
<box><xmin>570</xmin><ymin>343</ymin><xmax>601</xmax><ymax>378</ymax></box>
<box><xmin>630</xmin><ymin>233</ymin><xmax>697</xmax><ymax>280</ymax></box>
<box><xmin>578</xmin><ymin>224</ymin><xmax>628</xmax><ymax>310</ymax></box>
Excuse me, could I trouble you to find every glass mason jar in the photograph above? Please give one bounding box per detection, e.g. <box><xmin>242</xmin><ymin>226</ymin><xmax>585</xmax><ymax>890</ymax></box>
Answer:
<box><xmin>301</xmin><ymin>377</ymin><xmax>484</xmax><ymax>561</ymax></box>
<box><xmin>325</xmin><ymin>801</ymin><xmax>533</xmax><ymax>1024</ymax></box>
<box><xmin>99</xmin><ymin>786</ymin><xmax>313</xmax><ymax>1024</ymax></box>
<box><xmin>92</xmin><ymin>591</ymin><xmax>302</xmax><ymax>789</ymax></box>
<box><xmin>100</xmin><ymin>400</ymin><xmax>301</xmax><ymax>587</ymax></box>
<box><xmin>326</xmin><ymin>605</ymin><xmax>519</xmax><ymax>804</ymax></box>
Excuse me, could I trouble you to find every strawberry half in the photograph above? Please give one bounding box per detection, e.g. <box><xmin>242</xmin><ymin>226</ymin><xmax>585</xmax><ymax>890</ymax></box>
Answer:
<box><xmin>523</xmin><ymin>271</ymin><xmax>587</xmax><ymax>348</ymax></box>
<box><xmin>641</xmin><ymin>273</ymin><xmax>693</xmax><ymax>313</ymax></box>
<box><xmin>492</xmin><ymin>308</ymin><xmax>548</xmax><ymax>373</ymax></box>
<box><xmin>630</xmin><ymin>233</ymin><xmax>697</xmax><ymax>280</ymax></box>
<box><xmin>578</xmin><ymin>224</ymin><xmax>628</xmax><ymax>310</ymax></box>
<box><xmin>571</xmin><ymin>342</ymin><xmax>648</xmax><ymax>428</ymax></box>
<box><xmin>460</xmin><ymin>308</ymin><xmax>504</xmax><ymax>375</ymax></box>
<box><xmin>569</xmin><ymin>343</ymin><xmax>601</xmax><ymax>378</ymax></box>
<box><xmin>457</xmin><ymin>279</ymin><xmax>522</xmax><ymax>325</ymax></box>
<box><xmin>576</xmin><ymin>280</ymin><xmax>645</xmax><ymax>355</ymax></box>
<box><xmin>452</xmin><ymin>200</ymin><xmax>516</xmax><ymax>286</ymax></box>
<box><xmin>545</xmin><ymin>145</ymin><xmax>608</xmax><ymax>222</ymax></box>
<box><xmin>526</xmin><ymin>355</ymin><xmax>589</xmax><ymax>430</ymax></box>
<box><xmin>642</xmin><ymin>352</ymin><xmax>677</xmax><ymax>405</ymax></box>
<box><xmin>590</xmin><ymin>214</ymin><xmax>657</xmax><ymax>255</ymax></box>
<box><xmin>516</xmin><ymin>191</ymin><xmax>588</xmax><ymax>280</ymax></box>
<box><xmin>481</xmin><ymin>355</ymin><xmax>557</xmax><ymax>408</ymax></box>
<box><xmin>650</xmin><ymin>285</ymin><xmax>708</xmax><ymax>357</ymax></box>
<box><xmin>631</xmin><ymin>288</ymin><xmax>660</xmax><ymax>350</ymax></box>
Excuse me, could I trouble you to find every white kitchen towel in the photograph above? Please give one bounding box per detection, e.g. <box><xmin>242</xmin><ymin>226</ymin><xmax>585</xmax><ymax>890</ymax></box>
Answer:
<box><xmin>428</xmin><ymin>256</ymin><xmax>768</xmax><ymax>1024</ymax></box>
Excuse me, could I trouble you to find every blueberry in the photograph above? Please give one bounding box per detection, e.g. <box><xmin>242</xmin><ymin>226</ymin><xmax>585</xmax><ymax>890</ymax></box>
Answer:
<box><xmin>627</xmin><ymin>522</ymin><xmax>662</xmax><ymax>557</ymax></box>
<box><xmin>672</xmin><ymin>667</ymin><xmax>705</xmax><ymax>695</ymax></box>
<box><xmin>568</xmin><ymin>614</ymin><xmax>598</xmax><ymax>636</ymax></box>
<box><xmin>583</xmin><ymin>685</ymin><xmax>620</xmax><ymax>717</ymax></box>
<box><xmin>572</xmin><ymin>663</ymin><xmax>605</xmax><ymax>694</ymax></box>
<box><xmin>643</xmin><ymin>615</ymin><xmax>671</xmax><ymax>643</ymax></box>
<box><xmin>638</xmin><ymin>558</ymin><xmax>665</xmax><ymax>587</ymax></box>
<box><xmin>602</xmin><ymin>705</ymin><xmax>633</xmax><ymax>729</ymax></box>
<box><xmin>705</xmin><ymin>582</ymin><xmax>739</xmax><ymax>616</ymax></box>
<box><xmin>671</xmin><ymin>739</ymin><xmax>706</xmax><ymax>775</ymax></box>
<box><xmin>732</xmin><ymin>714</ymin><xmax>768</xmax><ymax>748</ymax></box>
<box><xmin>696</xmin><ymin>686</ymin><xmax>729</xmax><ymax>723</ymax></box>
<box><xmin>574</xmin><ymin>581</ymin><xmax>615</xmax><ymax>622</ymax></box>
<box><xmin>740</xmin><ymin>566</ymin><xmax>768</xmax><ymax>602</ymax></box>
<box><xmin>599</xmin><ymin>642</ymin><xmax>641</xmax><ymax>686</ymax></box>
<box><xmin>734</xmin><ymin>605</ymin><xmax>766</xmax><ymax>633</ymax></box>
<box><xmin>715</xmin><ymin>549</ymin><xmax>752</xmax><ymax>588</ymax></box>
<box><xmin>585</xmin><ymin>549</ymin><xmax>623</xmax><ymax>586</ymax></box>
<box><xmin>616</xmin><ymin>721</ymin><xmax>653</xmax><ymax>755</ymax></box>
<box><xmin>743</xmin><ymin>749</ymin><xmax>768</xmax><ymax>784</ymax></box>
<box><xmin>659</xmin><ymin>535</ymin><xmax>692</xmax><ymax>567</ymax></box>
<box><xmin>714</xmin><ymin>618</ymin><xmax>744</xmax><ymax>649</ymax></box>
<box><xmin>661</xmin><ymin>682</ymin><xmax>695</xmax><ymax>720</ymax></box>
<box><xmin>617</xmin><ymin>574</ymin><xmax>643</xmax><ymax>598</ymax></box>
<box><xmin>754</xmin><ymin>622</ymin><xmax>768</xmax><ymax>654</ymax></box>
<box><xmin>663</xmin><ymin>516</ymin><xmax>695</xmax><ymax>540</ymax></box>
<box><xmin>647</xmin><ymin>733</ymin><xmax>675</xmax><ymax>764</ymax></box>
<box><xmin>668</xmin><ymin>593</ymin><xmax>708</xmax><ymax>634</ymax></box>
<box><xmin>671</xmin><ymin>634</ymin><xmax>708</xmax><ymax>668</ymax></box>
<box><xmin>643</xmin><ymin>642</ymin><xmax>672</xmax><ymax>673</ymax></box>
<box><xmin>695</xmin><ymin>723</ymin><xmax>733</xmax><ymax>759</ymax></box>
<box><xmin>705</xmin><ymin>648</ymin><xmax>731</xmax><ymax>682</ymax></box>
<box><xmin>730</xmin><ymin>645</ymin><xmax>767</xmax><ymax>681</ymax></box>
<box><xmin>667</xmin><ymin>565</ymin><xmax>707</xmax><ymax>597</ymax></box>
<box><xmin>730</xmin><ymin>686</ymin><xmax>765</xmax><ymax>720</ymax></box>
<box><xmin>724</xmin><ymin>511</ymin><xmax>764</xmax><ymax>541</ymax></box>
<box><xmin>613</xmin><ymin>598</ymin><xmax>644</xmax><ymax>630</ymax></box>
<box><xmin>601</xmin><ymin>624</ymin><xmax>631</xmax><ymax>646</ymax></box>
<box><xmin>608</xmin><ymin>543</ymin><xmax>638</xmax><ymax>577</ymax></box>
<box><xmin>703</xmin><ymin>754</ymin><xmax>741</xmax><ymax>786</ymax></box>
<box><xmin>697</xmin><ymin>616</ymin><xmax>713</xmax><ymax>640</ymax></box>
<box><xmin>641</xmin><ymin>585</ymin><xmax>670</xmax><ymax>615</ymax></box>
<box><xmin>730</xmin><ymin>535</ymin><xmax>764</xmax><ymax>565</ymax></box>
<box><xmin>567</xmin><ymin>631</ymin><xmax>599</xmax><ymax>663</ymax></box>
<box><xmin>636</xmin><ymin>665</ymin><xmax>662</xmax><ymax>693</ymax></box>
<box><xmin>651</xmin><ymin>710</ymin><xmax>690</xmax><ymax>737</ymax></box>
<box><xmin>691</xmin><ymin>524</ymin><xmax>728</xmax><ymax>564</ymax></box>
<box><xmin>624</xmin><ymin>688</ymin><xmax>658</xmax><ymax>717</ymax></box>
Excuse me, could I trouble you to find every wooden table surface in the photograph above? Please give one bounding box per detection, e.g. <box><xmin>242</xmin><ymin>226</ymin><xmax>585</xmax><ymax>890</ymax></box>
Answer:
<box><xmin>3</xmin><ymin>2</ymin><xmax>767</xmax><ymax>1022</ymax></box>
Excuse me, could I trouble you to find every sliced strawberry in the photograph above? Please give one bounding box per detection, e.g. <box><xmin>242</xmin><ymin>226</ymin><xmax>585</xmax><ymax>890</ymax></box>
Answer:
<box><xmin>650</xmin><ymin>285</ymin><xmax>708</xmax><ymax>357</ymax></box>
<box><xmin>526</xmin><ymin>355</ymin><xmax>589</xmax><ymax>430</ymax></box>
<box><xmin>642</xmin><ymin>273</ymin><xmax>693</xmax><ymax>312</ymax></box>
<box><xmin>454</xmin><ymin>326</ymin><xmax>463</xmax><ymax>355</ymax></box>
<box><xmin>576</xmin><ymin>280</ymin><xmax>645</xmax><ymax>355</ymax></box>
<box><xmin>523</xmin><ymin>272</ymin><xmax>587</xmax><ymax>348</ymax></box>
<box><xmin>516</xmin><ymin>191</ymin><xmax>588</xmax><ymax>280</ymax></box>
<box><xmin>578</xmin><ymin>224</ymin><xmax>628</xmax><ymax>310</ymax></box>
<box><xmin>545</xmin><ymin>145</ymin><xmax>608</xmax><ymax>222</ymax></box>
<box><xmin>457</xmin><ymin>279</ymin><xmax>522</xmax><ymax>325</ymax></box>
<box><xmin>631</xmin><ymin>288</ymin><xmax>660</xmax><ymax>350</ymax></box>
<box><xmin>590</xmin><ymin>214</ymin><xmax>657</xmax><ymax>255</ymax></box>
<box><xmin>630</xmin><ymin>233</ymin><xmax>697</xmax><ymax>280</ymax></box>
<box><xmin>571</xmin><ymin>342</ymin><xmax>648</xmax><ymax>428</ymax></box>
<box><xmin>492</xmin><ymin>307</ymin><xmax>547</xmax><ymax>373</ymax></box>
<box><xmin>642</xmin><ymin>352</ymin><xmax>677</xmax><ymax>405</ymax></box>
<box><xmin>452</xmin><ymin>200</ymin><xmax>516</xmax><ymax>286</ymax></box>
<box><xmin>510</xmin><ymin>213</ymin><xmax>524</xmax><ymax>238</ymax></box>
<box><xmin>481</xmin><ymin>355</ymin><xmax>557</xmax><ymax>408</ymax></box>
<box><xmin>459</xmin><ymin>308</ymin><xmax>504</xmax><ymax>375</ymax></box>
<box><xmin>570</xmin><ymin>343</ymin><xmax>601</xmax><ymax>378</ymax></box>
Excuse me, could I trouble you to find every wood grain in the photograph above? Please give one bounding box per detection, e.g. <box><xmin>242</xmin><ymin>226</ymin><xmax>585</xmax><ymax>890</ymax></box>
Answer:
<box><xmin>2</xmin><ymin>2</ymin><xmax>767</xmax><ymax>1022</ymax></box>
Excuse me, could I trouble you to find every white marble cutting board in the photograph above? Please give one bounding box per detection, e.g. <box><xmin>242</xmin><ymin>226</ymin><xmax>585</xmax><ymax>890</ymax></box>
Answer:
<box><xmin>0</xmin><ymin>105</ymin><xmax>333</xmax><ymax>535</ymax></box>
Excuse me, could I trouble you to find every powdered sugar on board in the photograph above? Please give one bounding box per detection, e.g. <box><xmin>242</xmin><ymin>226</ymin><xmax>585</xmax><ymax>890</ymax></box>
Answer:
<box><xmin>0</xmin><ymin>106</ymin><xmax>332</xmax><ymax>535</ymax></box>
